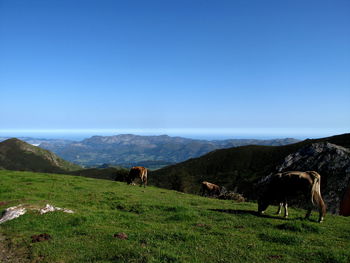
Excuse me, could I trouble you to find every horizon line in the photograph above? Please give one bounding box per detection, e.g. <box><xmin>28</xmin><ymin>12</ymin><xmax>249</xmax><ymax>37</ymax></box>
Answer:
<box><xmin>0</xmin><ymin>128</ymin><xmax>348</xmax><ymax>138</ymax></box>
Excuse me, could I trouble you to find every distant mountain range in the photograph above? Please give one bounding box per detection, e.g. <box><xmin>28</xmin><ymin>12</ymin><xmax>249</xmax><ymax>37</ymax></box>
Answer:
<box><xmin>0</xmin><ymin>138</ymin><xmax>81</xmax><ymax>173</ymax></box>
<box><xmin>3</xmin><ymin>134</ymin><xmax>298</xmax><ymax>168</ymax></box>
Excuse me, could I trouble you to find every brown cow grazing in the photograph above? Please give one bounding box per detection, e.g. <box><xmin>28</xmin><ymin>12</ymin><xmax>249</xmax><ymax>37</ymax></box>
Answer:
<box><xmin>257</xmin><ymin>171</ymin><xmax>326</xmax><ymax>223</ymax></box>
<box><xmin>127</xmin><ymin>166</ymin><xmax>147</xmax><ymax>188</ymax></box>
<box><xmin>201</xmin><ymin>181</ymin><xmax>221</xmax><ymax>197</ymax></box>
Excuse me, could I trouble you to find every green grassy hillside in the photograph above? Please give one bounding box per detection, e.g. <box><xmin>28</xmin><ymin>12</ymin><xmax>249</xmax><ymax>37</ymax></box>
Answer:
<box><xmin>0</xmin><ymin>170</ymin><xmax>349</xmax><ymax>263</ymax></box>
<box><xmin>0</xmin><ymin>138</ymin><xmax>81</xmax><ymax>173</ymax></box>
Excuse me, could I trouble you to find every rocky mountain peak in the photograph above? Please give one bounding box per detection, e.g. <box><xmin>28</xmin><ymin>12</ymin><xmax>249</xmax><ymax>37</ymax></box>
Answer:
<box><xmin>276</xmin><ymin>142</ymin><xmax>350</xmax><ymax>214</ymax></box>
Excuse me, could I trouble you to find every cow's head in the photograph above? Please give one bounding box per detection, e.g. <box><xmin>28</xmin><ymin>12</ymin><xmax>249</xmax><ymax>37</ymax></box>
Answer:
<box><xmin>126</xmin><ymin>176</ymin><xmax>134</xmax><ymax>184</ymax></box>
<box><xmin>257</xmin><ymin>199</ymin><xmax>269</xmax><ymax>214</ymax></box>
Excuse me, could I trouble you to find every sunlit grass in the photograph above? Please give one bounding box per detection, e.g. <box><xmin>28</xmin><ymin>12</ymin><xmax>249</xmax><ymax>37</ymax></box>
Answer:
<box><xmin>0</xmin><ymin>170</ymin><xmax>349</xmax><ymax>263</ymax></box>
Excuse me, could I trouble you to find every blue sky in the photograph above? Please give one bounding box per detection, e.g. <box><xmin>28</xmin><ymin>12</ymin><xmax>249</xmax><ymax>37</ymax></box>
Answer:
<box><xmin>0</xmin><ymin>0</ymin><xmax>349</xmax><ymax>139</ymax></box>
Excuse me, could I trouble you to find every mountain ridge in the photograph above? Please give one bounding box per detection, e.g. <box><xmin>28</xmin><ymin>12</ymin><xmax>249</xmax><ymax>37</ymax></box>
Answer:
<box><xmin>37</xmin><ymin>134</ymin><xmax>299</xmax><ymax>168</ymax></box>
<box><xmin>0</xmin><ymin>138</ymin><xmax>81</xmax><ymax>173</ymax></box>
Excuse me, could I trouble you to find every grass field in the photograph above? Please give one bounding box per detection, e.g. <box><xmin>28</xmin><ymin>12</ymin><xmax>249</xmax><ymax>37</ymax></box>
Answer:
<box><xmin>0</xmin><ymin>170</ymin><xmax>349</xmax><ymax>263</ymax></box>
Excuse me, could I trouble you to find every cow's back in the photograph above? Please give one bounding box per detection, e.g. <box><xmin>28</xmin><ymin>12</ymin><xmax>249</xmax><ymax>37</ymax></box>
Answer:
<box><xmin>130</xmin><ymin>166</ymin><xmax>145</xmax><ymax>175</ymax></box>
<box><xmin>202</xmin><ymin>181</ymin><xmax>219</xmax><ymax>190</ymax></box>
<box><xmin>262</xmin><ymin>171</ymin><xmax>314</xmax><ymax>201</ymax></box>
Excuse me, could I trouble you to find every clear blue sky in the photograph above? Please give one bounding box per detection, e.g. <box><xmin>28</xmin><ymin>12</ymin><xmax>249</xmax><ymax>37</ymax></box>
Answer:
<box><xmin>0</xmin><ymin>0</ymin><xmax>349</xmax><ymax>139</ymax></box>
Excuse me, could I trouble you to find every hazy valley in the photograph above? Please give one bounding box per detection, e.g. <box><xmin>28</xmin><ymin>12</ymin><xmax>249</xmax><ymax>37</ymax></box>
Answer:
<box><xmin>0</xmin><ymin>134</ymin><xmax>300</xmax><ymax>169</ymax></box>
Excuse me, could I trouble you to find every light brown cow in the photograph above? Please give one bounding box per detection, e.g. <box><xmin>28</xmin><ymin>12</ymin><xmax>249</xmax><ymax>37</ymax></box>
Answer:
<box><xmin>258</xmin><ymin>171</ymin><xmax>326</xmax><ymax>223</ymax></box>
<box><xmin>201</xmin><ymin>181</ymin><xmax>221</xmax><ymax>197</ymax></box>
<box><xmin>127</xmin><ymin>166</ymin><xmax>147</xmax><ymax>188</ymax></box>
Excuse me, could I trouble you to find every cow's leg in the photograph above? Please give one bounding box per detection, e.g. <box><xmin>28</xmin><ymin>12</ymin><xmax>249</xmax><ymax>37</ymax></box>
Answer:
<box><xmin>318</xmin><ymin>212</ymin><xmax>324</xmax><ymax>223</ymax></box>
<box><xmin>315</xmin><ymin>193</ymin><xmax>326</xmax><ymax>223</ymax></box>
<box><xmin>258</xmin><ymin>201</ymin><xmax>269</xmax><ymax>215</ymax></box>
<box><xmin>318</xmin><ymin>214</ymin><xmax>324</xmax><ymax>223</ymax></box>
<box><xmin>305</xmin><ymin>199</ymin><xmax>313</xmax><ymax>220</ymax></box>
<box><xmin>276</xmin><ymin>203</ymin><xmax>283</xmax><ymax>215</ymax></box>
<box><xmin>305</xmin><ymin>207</ymin><xmax>312</xmax><ymax>219</ymax></box>
<box><xmin>139</xmin><ymin>175</ymin><xmax>144</xmax><ymax>187</ymax></box>
<box><xmin>283</xmin><ymin>202</ymin><xmax>288</xmax><ymax>218</ymax></box>
<box><xmin>258</xmin><ymin>207</ymin><xmax>266</xmax><ymax>215</ymax></box>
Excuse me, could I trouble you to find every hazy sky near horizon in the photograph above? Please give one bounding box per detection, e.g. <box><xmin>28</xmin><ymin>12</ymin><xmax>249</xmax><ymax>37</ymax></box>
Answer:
<box><xmin>0</xmin><ymin>0</ymin><xmax>349</xmax><ymax>138</ymax></box>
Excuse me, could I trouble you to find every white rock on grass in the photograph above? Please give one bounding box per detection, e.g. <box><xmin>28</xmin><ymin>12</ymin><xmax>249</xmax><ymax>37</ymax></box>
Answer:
<box><xmin>0</xmin><ymin>205</ymin><xmax>27</xmax><ymax>224</ymax></box>
<box><xmin>0</xmin><ymin>204</ymin><xmax>74</xmax><ymax>224</ymax></box>
<box><xmin>40</xmin><ymin>204</ymin><xmax>74</xmax><ymax>214</ymax></box>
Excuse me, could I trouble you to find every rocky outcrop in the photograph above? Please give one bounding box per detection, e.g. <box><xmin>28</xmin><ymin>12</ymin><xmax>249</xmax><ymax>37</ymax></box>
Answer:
<box><xmin>276</xmin><ymin>142</ymin><xmax>350</xmax><ymax>215</ymax></box>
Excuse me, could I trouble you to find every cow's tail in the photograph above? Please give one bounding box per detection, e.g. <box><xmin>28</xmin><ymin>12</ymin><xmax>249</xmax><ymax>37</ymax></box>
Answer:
<box><xmin>308</xmin><ymin>171</ymin><xmax>326</xmax><ymax>219</ymax></box>
<box><xmin>145</xmin><ymin>168</ymin><xmax>148</xmax><ymax>185</ymax></box>
<box><xmin>142</xmin><ymin>168</ymin><xmax>148</xmax><ymax>187</ymax></box>
<box><xmin>309</xmin><ymin>171</ymin><xmax>321</xmax><ymax>205</ymax></box>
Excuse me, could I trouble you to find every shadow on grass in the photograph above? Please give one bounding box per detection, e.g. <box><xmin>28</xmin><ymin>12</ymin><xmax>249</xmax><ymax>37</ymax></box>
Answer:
<box><xmin>209</xmin><ymin>209</ymin><xmax>287</xmax><ymax>220</ymax></box>
<box><xmin>210</xmin><ymin>208</ymin><xmax>321</xmax><ymax>223</ymax></box>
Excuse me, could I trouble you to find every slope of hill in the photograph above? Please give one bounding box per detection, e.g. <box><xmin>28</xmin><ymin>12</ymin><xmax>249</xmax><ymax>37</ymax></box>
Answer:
<box><xmin>150</xmin><ymin>133</ymin><xmax>350</xmax><ymax>203</ymax></box>
<box><xmin>68</xmin><ymin>166</ymin><xmax>129</xmax><ymax>181</ymax></box>
<box><xmin>0</xmin><ymin>170</ymin><xmax>349</xmax><ymax>262</ymax></box>
<box><xmin>39</xmin><ymin>134</ymin><xmax>299</xmax><ymax>167</ymax></box>
<box><xmin>0</xmin><ymin>138</ymin><xmax>81</xmax><ymax>173</ymax></box>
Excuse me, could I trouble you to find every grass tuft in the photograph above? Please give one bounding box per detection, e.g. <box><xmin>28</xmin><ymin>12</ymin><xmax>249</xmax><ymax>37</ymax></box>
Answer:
<box><xmin>258</xmin><ymin>232</ymin><xmax>303</xmax><ymax>245</ymax></box>
<box><xmin>314</xmin><ymin>251</ymin><xmax>350</xmax><ymax>263</ymax></box>
<box><xmin>276</xmin><ymin>221</ymin><xmax>321</xmax><ymax>233</ymax></box>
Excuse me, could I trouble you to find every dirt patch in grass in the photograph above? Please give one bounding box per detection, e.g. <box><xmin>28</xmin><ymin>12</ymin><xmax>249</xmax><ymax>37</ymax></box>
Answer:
<box><xmin>267</xmin><ymin>255</ymin><xmax>283</xmax><ymax>260</ymax></box>
<box><xmin>113</xmin><ymin>232</ymin><xmax>128</xmax><ymax>240</ymax></box>
<box><xmin>31</xmin><ymin>233</ymin><xmax>51</xmax><ymax>243</ymax></box>
<box><xmin>195</xmin><ymin>223</ymin><xmax>210</xmax><ymax>228</ymax></box>
<box><xmin>0</xmin><ymin>233</ymin><xmax>29</xmax><ymax>263</ymax></box>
